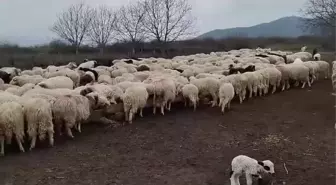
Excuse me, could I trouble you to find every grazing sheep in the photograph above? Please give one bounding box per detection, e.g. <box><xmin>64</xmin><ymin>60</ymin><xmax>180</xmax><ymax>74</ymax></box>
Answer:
<box><xmin>230</xmin><ymin>155</ymin><xmax>275</xmax><ymax>185</ymax></box>
<box><xmin>181</xmin><ymin>84</ymin><xmax>199</xmax><ymax>111</ymax></box>
<box><xmin>22</xmin><ymin>98</ymin><xmax>54</xmax><ymax>150</ymax></box>
<box><xmin>218</xmin><ymin>83</ymin><xmax>235</xmax><ymax>113</ymax></box>
<box><xmin>0</xmin><ymin>101</ymin><xmax>25</xmax><ymax>156</ymax></box>
<box><xmin>38</xmin><ymin>76</ymin><xmax>74</xmax><ymax>89</ymax></box>
<box><xmin>122</xmin><ymin>85</ymin><xmax>149</xmax><ymax>124</ymax></box>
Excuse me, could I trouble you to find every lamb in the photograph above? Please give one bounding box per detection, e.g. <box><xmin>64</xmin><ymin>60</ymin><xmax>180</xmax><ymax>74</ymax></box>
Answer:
<box><xmin>218</xmin><ymin>83</ymin><xmax>235</xmax><ymax>113</ymax></box>
<box><xmin>189</xmin><ymin>76</ymin><xmax>220</xmax><ymax>107</ymax></box>
<box><xmin>10</xmin><ymin>75</ymin><xmax>45</xmax><ymax>86</ymax></box>
<box><xmin>21</xmin><ymin>97</ymin><xmax>54</xmax><ymax>150</ymax></box>
<box><xmin>230</xmin><ymin>155</ymin><xmax>275</xmax><ymax>185</ymax></box>
<box><xmin>312</xmin><ymin>48</ymin><xmax>321</xmax><ymax>61</ymax></box>
<box><xmin>181</xmin><ymin>84</ymin><xmax>199</xmax><ymax>111</ymax></box>
<box><xmin>0</xmin><ymin>101</ymin><xmax>25</xmax><ymax>156</ymax></box>
<box><xmin>38</xmin><ymin>76</ymin><xmax>74</xmax><ymax>89</ymax></box>
<box><xmin>122</xmin><ymin>85</ymin><xmax>149</xmax><ymax>124</ymax></box>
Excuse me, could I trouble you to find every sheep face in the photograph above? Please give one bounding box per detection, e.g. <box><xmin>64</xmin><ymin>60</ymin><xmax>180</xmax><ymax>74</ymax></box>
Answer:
<box><xmin>9</xmin><ymin>76</ymin><xmax>19</xmax><ymax>85</ymax></box>
<box><xmin>258</xmin><ymin>160</ymin><xmax>275</xmax><ymax>175</ymax></box>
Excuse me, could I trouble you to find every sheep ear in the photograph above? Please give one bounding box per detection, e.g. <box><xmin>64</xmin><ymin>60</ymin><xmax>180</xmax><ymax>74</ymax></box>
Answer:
<box><xmin>258</xmin><ymin>161</ymin><xmax>264</xmax><ymax>166</ymax></box>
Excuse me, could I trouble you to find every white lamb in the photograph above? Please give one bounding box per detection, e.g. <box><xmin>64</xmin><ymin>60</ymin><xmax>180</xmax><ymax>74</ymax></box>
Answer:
<box><xmin>21</xmin><ymin>97</ymin><xmax>54</xmax><ymax>150</ymax></box>
<box><xmin>122</xmin><ymin>85</ymin><xmax>149</xmax><ymax>124</ymax></box>
<box><xmin>218</xmin><ymin>83</ymin><xmax>235</xmax><ymax>113</ymax></box>
<box><xmin>181</xmin><ymin>84</ymin><xmax>199</xmax><ymax>111</ymax></box>
<box><xmin>38</xmin><ymin>76</ymin><xmax>74</xmax><ymax>89</ymax></box>
<box><xmin>0</xmin><ymin>101</ymin><xmax>25</xmax><ymax>156</ymax></box>
<box><xmin>230</xmin><ymin>155</ymin><xmax>275</xmax><ymax>185</ymax></box>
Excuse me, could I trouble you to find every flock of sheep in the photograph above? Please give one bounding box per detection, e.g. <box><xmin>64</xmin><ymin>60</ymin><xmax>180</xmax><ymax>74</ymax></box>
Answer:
<box><xmin>0</xmin><ymin>47</ymin><xmax>331</xmax><ymax>157</ymax></box>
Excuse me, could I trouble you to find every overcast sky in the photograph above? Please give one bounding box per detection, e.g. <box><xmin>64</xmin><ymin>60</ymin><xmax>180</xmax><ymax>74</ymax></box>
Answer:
<box><xmin>0</xmin><ymin>0</ymin><xmax>307</xmax><ymax>46</ymax></box>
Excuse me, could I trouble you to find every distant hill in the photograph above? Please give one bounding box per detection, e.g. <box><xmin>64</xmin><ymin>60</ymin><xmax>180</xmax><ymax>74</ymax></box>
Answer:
<box><xmin>197</xmin><ymin>16</ymin><xmax>312</xmax><ymax>39</ymax></box>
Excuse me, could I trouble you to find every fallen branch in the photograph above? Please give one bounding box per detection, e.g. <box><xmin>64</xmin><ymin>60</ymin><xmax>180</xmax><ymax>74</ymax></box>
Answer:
<box><xmin>283</xmin><ymin>163</ymin><xmax>289</xmax><ymax>174</ymax></box>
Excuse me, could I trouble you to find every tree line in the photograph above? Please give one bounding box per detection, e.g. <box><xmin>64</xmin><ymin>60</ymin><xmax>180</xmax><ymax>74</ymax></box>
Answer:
<box><xmin>51</xmin><ymin>0</ymin><xmax>196</xmax><ymax>55</ymax></box>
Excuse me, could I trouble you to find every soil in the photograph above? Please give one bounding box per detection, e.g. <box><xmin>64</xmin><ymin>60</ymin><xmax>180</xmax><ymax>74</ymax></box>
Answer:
<box><xmin>0</xmin><ymin>80</ymin><xmax>334</xmax><ymax>185</ymax></box>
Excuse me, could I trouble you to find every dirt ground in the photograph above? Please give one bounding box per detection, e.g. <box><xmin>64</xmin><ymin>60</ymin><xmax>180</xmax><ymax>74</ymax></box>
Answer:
<box><xmin>0</xmin><ymin>80</ymin><xmax>334</xmax><ymax>185</ymax></box>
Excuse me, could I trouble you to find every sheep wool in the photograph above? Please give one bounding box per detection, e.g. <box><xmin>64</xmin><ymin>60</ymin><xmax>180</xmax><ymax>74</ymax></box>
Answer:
<box><xmin>38</xmin><ymin>76</ymin><xmax>74</xmax><ymax>89</ymax></box>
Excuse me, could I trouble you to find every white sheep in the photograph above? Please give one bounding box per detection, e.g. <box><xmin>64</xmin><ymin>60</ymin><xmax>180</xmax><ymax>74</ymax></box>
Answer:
<box><xmin>98</xmin><ymin>74</ymin><xmax>113</xmax><ymax>84</ymax></box>
<box><xmin>230</xmin><ymin>155</ymin><xmax>275</xmax><ymax>185</ymax></box>
<box><xmin>122</xmin><ymin>85</ymin><xmax>149</xmax><ymax>123</ymax></box>
<box><xmin>218</xmin><ymin>82</ymin><xmax>235</xmax><ymax>113</ymax></box>
<box><xmin>77</xmin><ymin>60</ymin><xmax>97</xmax><ymax>69</ymax></box>
<box><xmin>44</xmin><ymin>68</ymin><xmax>80</xmax><ymax>87</ymax></box>
<box><xmin>22</xmin><ymin>97</ymin><xmax>54</xmax><ymax>150</ymax></box>
<box><xmin>5</xmin><ymin>83</ymin><xmax>36</xmax><ymax>96</ymax></box>
<box><xmin>52</xmin><ymin>95</ymin><xmax>77</xmax><ymax>138</ymax></box>
<box><xmin>38</xmin><ymin>76</ymin><xmax>74</xmax><ymax>89</ymax></box>
<box><xmin>287</xmin><ymin>63</ymin><xmax>311</xmax><ymax>88</ymax></box>
<box><xmin>181</xmin><ymin>84</ymin><xmax>199</xmax><ymax>111</ymax></box>
<box><xmin>0</xmin><ymin>101</ymin><xmax>25</xmax><ymax>156</ymax></box>
<box><xmin>10</xmin><ymin>75</ymin><xmax>45</xmax><ymax>86</ymax></box>
<box><xmin>189</xmin><ymin>76</ymin><xmax>220</xmax><ymax>107</ymax></box>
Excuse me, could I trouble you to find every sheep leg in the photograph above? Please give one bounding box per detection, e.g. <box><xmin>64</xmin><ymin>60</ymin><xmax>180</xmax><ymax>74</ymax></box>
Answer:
<box><xmin>221</xmin><ymin>101</ymin><xmax>226</xmax><ymax>113</ymax></box>
<box><xmin>271</xmin><ymin>85</ymin><xmax>276</xmax><ymax>94</ymax></box>
<box><xmin>230</xmin><ymin>173</ymin><xmax>241</xmax><ymax>185</ymax></box>
<box><xmin>245</xmin><ymin>173</ymin><xmax>253</xmax><ymax>185</ymax></box>
<box><xmin>128</xmin><ymin>112</ymin><xmax>134</xmax><ymax>124</ymax></box>
<box><xmin>15</xmin><ymin>135</ymin><xmax>25</xmax><ymax>153</ymax></box>
<box><xmin>160</xmin><ymin>105</ymin><xmax>165</xmax><ymax>115</ymax></box>
<box><xmin>0</xmin><ymin>136</ymin><xmax>4</xmax><ymax>156</ymax></box>
<box><xmin>139</xmin><ymin>109</ymin><xmax>143</xmax><ymax>117</ymax></box>
<box><xmin>184</xmin><ymin>97</ymin><xmax>187</xmax><ymax>107</ymax></box>
<box><xmin>211</xmin><ymin>93</ymin><xmax>218</xmax><ymax>107</ymax></box>
<box><xmin>301</xmin><ymin>82</ymin><xmax>306</xmax><ymax>88</ymax></box>
<box><xmin>77</xmin><ymin>123</ymin><xmax>82</xmax><ymax>133</ymax></box>
<box><xmin>239</xmin><ymin>94</ymin><xmax>243</xmax><ymax>104</ymax></box>
<box><xmin>48</xmin><ymin>130</ymin><xmax>54</xmax><ymax>147</ymax></box>
<box><xmin>286</xmin><ymin>81</ymin><xmax>290</xmax><ymax>89</ymax></box>
<box><xmin>307</xmin><ymin>78</ymin><xmax>311</xmax><ymax>87</ymax></box>
<box><xmin>65</xmin><ymin>126</ymin><xmax>74</xmax><ymax>139</ymax></box>
<box><xmin>168</xmin><ymin>102</ymin><xmax>172</xmax><ymax>111</ymax></box>
<box><xmin>29</xmin><ymin>135</ymin><xmax>37</xmax><ymax>151</ymax></box>
<box><xmin>193</xmin><ymin>100</ymin><xmax>197</xmax><ymax>111</ymax></box>
<box><xmin>153</xmin><ymin>94</ymin><xmax>156</xmax><ymax>114</ymax></box>
<box><xmin>227</xmin><ymin>100</ymin><xmax>231</xmax><ymax>110</ymax></box>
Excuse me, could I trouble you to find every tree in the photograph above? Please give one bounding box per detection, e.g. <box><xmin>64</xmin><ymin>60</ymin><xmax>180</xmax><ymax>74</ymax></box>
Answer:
<box><xmin>89</xmin><ymin>5</ymin><xmax>116</xmax><ymax>54</ymax></box>
<box><xmin>141</xmin><ymin>0</ymin><xmax>196</xmax><ymax>45</ymax></box>
<box><xmin>115</xmin><ymin>1</ymin><xmax>147</xmax><ymax>54</ymax></box>
<box><xmin>301</xmin><ymin>0</ymin><xmax>336</xmax><ymax>37</ymax></box>
<box><xmin>51</xmin><ymin>3</ymin><xmax>93</xmax><ymax>54</ymax></box>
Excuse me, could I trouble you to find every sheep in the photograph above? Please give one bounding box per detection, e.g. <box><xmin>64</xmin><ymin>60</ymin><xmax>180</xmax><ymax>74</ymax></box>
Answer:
<box><xmin>38</xmin><ymin>76</ymin><xmax>74</xmax><ymax>89</ymax></box>
<box><xmin>77</xmin><ymin>59</ymin><xmax>97</xmax><ymax>69</ymax></box>
<box><xmin>189</xmin><ymin>76</ymin><xmax>220</xmax><ymax>107</ymax></box>
<box><xmin>315</xmin><ymin>60</ymin><xmax>330</xmax><ymax>79</ymax></box>
<box><xmin>44</xmin><ymin>68</ymin><xmax>80</xmax><ymax>87</ymax></box>
<box><xmin>0</xmin><ymin>78</ymin><xmax>4</xmax><ymax>85</ymax></box>
<box><xmin>218</xmin><ymin>82</ymin><xmax>235</xmax><ymax>113</ymax></box>
<box><xmin>98</xmin><ymin>74</ymin><xmax>113</xmax><ymax>84</ymax></box>
<box><xmin>122</xmin><ymin>85</ymin><xmax>149</xmax><ymax>124</ymax></box>
<box><xmin>287</xmin><ymin>63</ymin><xmax>311</xmax><ymax>88</ymax></box>
<box><xmin>70</xmin><ymin>95</ymin><xmax>91</xmax><ymax>133</ymax></box>
<box><xmin>275</xmin><ymin>64</ymin><xmax>291</xmax><ymax>91</ymax></box>
<box><xmin>46</xmin><ymin>62</ymin><xmax>77</xmax><ymax>72</ymax></box>
<box><xmin>136</xmin><ymin>64</ymin><xmax>151</xmax><ymax>71</ymax></box>
<box><xmin>5</xmin><ymin>83</ymin><xmax>36</xmax><ymax>96</ymax></box>
<box><xmin>181</xmin><ymin>84</ymin><xmax>199</xmax><ymax>111</ymax></box>
<box><xmin>230</xmin><ymin>155</ymin><xmax>275</xmax><ymax>185</ymax></box>
<box><xmin>78</xmin><ymin>67</ymin><xmax>98</xmax><ymax>81</ymax></box>
<box><xmin>21</xmin><ymin>97</ymin><xmax>54</xmax><ymax>150</ymax></box>
<box><xmin>0</xmin><ymin>101</ymin><xmax>25</xmax><ymax>156</ymax></box>
<box><xmin>264</xmin><ymin>67</ymin><xmax>282</xmax><ymax>94</ymax></box>
<box><xmin>241</xmin><ymin>72</ymin><xmax>259</xmax><ymax>98</ymax></box>
<box><xmin>0</xmin><ymin>67</ymin><xmax>21</xmax><ymax>80</ymax></box>
<box><xmin>79</xmin><ymin>71</ymin><xmax>96</xmax><ymax>86</ymax></box>
<box><xmin>52</xmin><ymin>95</ymin><xmax>77</xmax><ymax>138</ymax></box>
<box><xmin>301</xmin><ymin>46</ymin><xmax>307</xmax><ymax>52</ymax></box>
<box><xmin>10</xmin><ymin>75</ymin><xmax>45</xmax><ymax>86</ymax></box>
<box><xmin>148</xmin><ymin>78</ymin><xmax>176</xmax><ymax>115</ymax></box>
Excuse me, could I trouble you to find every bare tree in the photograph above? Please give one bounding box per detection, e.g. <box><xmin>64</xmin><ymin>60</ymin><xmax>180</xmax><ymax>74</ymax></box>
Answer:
<box><xmin>115</xmin><ymin>1</ymin><xmax>147</xmax><ymax>54</ymax></box>
<box><xmin>141</xmin><ymin>0</ymin><xmax>196</xmax><ymax>46</ymax></box>
<box><xmin>89</xmin><ymin>5</ymin><xmax>116</xmax><ymax>54</ymax></box>
<box><xmin>301</xmin><ymin>0</ymin><xmax>336</xmax><ymax>36</ymax></box>
<box><xmin>51</xmin><ymin>3</ymin><xmax>93</xmax><ymax>54</ymax></box>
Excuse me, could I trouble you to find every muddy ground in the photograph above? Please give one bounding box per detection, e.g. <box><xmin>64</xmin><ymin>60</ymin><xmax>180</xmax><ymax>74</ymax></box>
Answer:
<box><xmin>0</xmin><ymin>80</ymin><xmax>334</xmax><ymax>185</ymax></box>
